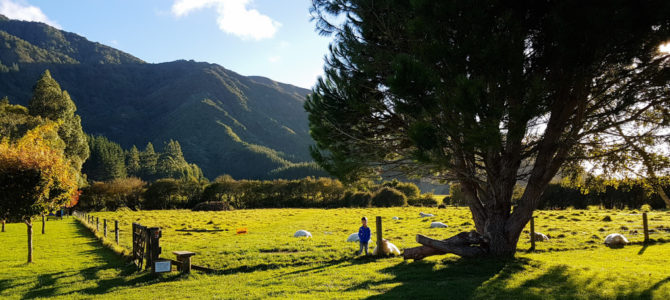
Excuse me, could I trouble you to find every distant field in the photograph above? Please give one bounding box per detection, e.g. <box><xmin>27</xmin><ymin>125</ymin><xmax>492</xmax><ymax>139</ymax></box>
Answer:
<box><xmin>1</xmin><ymin>207</ymin><xmax>670</xmax><ymax>299</ymax></box>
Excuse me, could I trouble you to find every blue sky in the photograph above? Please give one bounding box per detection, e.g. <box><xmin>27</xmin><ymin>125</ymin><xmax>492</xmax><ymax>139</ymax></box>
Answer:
<box><xmin>0</xmin><ymin>0</ymin><xmax>332</xmax><ymax>89</ymax></box>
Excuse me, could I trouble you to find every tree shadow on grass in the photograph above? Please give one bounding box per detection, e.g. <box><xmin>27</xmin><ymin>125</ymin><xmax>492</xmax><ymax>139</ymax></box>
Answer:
<box><xmin>364</xmin><ymin>256</ymin><xmax>670</xmax><ymax>299</ymax></box>
<box><xmin>17</xmin><ymin>221</ymin><xmax>180</xmax><ymax>299</ymax></box>
<box><xmin>352</xmin><ymin>257</ymin><xmax>530</xmax><ymax>299</ymax></box>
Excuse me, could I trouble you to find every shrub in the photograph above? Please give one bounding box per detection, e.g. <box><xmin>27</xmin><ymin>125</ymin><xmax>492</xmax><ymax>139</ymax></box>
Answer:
<box><xmin>192</xmin><ymin>201</ymin><xmax>230</xmax><ymax>211</ymax></box>
<box><xmin>449</xmin><ymin>183</ymin><xmax>468</xmax><ymax>206</ymax></box>
<box><xmin>641</xmin><ymin>204</ymin><xmax>652</xmax><ymax>212</ymax></box>
<box><xmin>78</xmin><ymin>178</ymin><xmax>146</xmax><ymax>211</ymax></box>
<box><xmin>408</xmin><ymin>193</ymin><xmax>439</xmax><ymax>207</ymax></box>
<box><xmin>371</xmin><ymin>187</ymin><xmax>407</xmax><ymax>207</ymax></box>
<box><xmin>143</xmin><ymin>179</ymin><xmax>190</xmax><ymax>209</ymax></box>
<box><xmin>383</xmin><ymin>180</ymin><xmax>421</xmax><ymax>199</ymax></box>
<box><xmin>347</xmin><ymin>191</ymin><xmax>373</xmax><ymax>207</ymax></box>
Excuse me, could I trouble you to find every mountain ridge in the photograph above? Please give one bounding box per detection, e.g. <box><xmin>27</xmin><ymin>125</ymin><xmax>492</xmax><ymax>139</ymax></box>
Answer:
<box><xmin>0</xmin><ymin>15</ymin><xmax>325</xmax><ymax>180</ymax></box>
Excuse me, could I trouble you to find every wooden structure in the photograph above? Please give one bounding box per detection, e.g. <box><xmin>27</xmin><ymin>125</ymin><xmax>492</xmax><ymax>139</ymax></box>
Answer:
<box><xmin>132</xmin><ymin>223</ymin><xmax>162</xmax><ymax>272</ymax></box>
<box><xmin>132</xmin><ymin>223</ymin><xmax>147</xmax><ymax>270</ymax></box>
<box><xmin>173</xmin><ymin>251</ymin><xmax>196</xmax><ymax>274</ymax></box>
<box><xmin>643</xmin><ymin>212</ymin><xmax>649</xmax><ymax>244</ymax></box>
<box><xmin>115</xmin><ymin>220</ymin><xmax>119</xmax><ymax>244</ymax></box>
<box><xmin>376</xmin><ymin>216</ymin><xmax>383</xmax><ymax>257</ymax></box>
<box><xmin>529</xmin><ymin>216</ymin><xmax>536</xmax><ymax>251</ymax></box>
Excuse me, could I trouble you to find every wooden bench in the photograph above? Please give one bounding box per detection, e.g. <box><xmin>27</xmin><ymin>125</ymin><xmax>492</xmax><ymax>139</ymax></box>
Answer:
<box><xmin>172</xmin><ymin>251</ymin><xmax>196</xmax><ymax>274</ymax></box>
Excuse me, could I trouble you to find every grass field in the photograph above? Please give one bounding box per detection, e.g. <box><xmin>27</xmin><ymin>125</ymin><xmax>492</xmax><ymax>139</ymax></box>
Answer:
<box><xmin>1</xmin><ymin>207</ymin><xmax>669</xmax><ymax>299</ymax></box>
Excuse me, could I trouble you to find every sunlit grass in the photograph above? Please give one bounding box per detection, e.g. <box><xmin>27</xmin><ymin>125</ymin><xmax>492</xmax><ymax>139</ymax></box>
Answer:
<box><xmin>1</xmin><ymin>208</ymin><xmax>669</xmax><ymax>299</ymax></box>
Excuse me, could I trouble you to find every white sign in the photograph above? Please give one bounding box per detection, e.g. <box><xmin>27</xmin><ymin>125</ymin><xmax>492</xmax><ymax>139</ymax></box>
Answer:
<box><xmin>154</xmin><ymin>260</ymin><xmax>171</xmax><ymax>273</ymax></box>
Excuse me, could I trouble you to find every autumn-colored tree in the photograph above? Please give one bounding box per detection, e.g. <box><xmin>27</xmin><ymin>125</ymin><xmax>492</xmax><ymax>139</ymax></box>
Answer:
<box><xmin>0</xmin><ymin>122</ymin><xmax>77</xmax><ymax>262</ymax></box>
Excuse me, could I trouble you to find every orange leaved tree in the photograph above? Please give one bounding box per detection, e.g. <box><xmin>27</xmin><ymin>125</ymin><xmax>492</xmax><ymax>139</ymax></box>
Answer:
<box><xmin>0</xmin><ymin>122</ymin><xmax>76</xmax><ymax>262</ymax></box>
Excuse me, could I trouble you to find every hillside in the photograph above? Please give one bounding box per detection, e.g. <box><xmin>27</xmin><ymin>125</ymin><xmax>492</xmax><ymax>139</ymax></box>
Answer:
<box><xmin>0</xmin><ymin>15</ymin><xmax>322</xmax><ymax>180</ymax></box>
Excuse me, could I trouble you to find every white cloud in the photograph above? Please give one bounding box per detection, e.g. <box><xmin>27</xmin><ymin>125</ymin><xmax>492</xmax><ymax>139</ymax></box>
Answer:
<box><xmin>171</xmin><ymin>0</ymin><xmax>280</xmax><ymax>41</ymax></box>
<box><xmin>278</xmin><ymin>40</ymin><xmax>290</xmax><ymax>49</ymax></box>
<box><xmin>0</xmin><ymin>0</ymin><xmax>60</xmax><ymax>28</ymax></box>
<box><xmin>268</xmin><ymin>55</ymin><xmax>280</xmax><ymax>63</ymax></box>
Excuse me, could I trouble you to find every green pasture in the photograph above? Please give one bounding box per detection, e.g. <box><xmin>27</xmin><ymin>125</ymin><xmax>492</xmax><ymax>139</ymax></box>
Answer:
<box><xmin>1</xmin><ymin>208</ymin><xmax>669</xmax><ymax>299</ymax></box>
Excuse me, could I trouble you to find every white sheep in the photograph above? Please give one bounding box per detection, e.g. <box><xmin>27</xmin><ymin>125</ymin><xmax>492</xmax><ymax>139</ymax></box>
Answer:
<box><xmin>294</xmin><ymin>230</ymin><xmax>312</xmax><ymax>238</ymax></box>
<box><xmin>372</xmin><ymin>239</ymin><xmax>401</xmax><ymax>256</ymax></box>
<box><xmin>530</xmin><ymin>232</ymin><xmax>549</xmax><ymax>241</ymax></box>
<box><xmin>347</xmin><ymin>233</ymin><xmax>371</xmax><ymax>242</ymax></box>
<box><xmin>430</xmin><ymin>222</ymin><xmax>448</xmax><ymax>228</ymax></box>
<box><xmin>392</xmin><ymin>216</ymin><xmax>400</xmax><ymax>220</ymax></box>
<box><xmin>419</xmin><ymin>212</ymin><xmax>435</xmax><ymax>218</ymax></box>
<box><xmin>604</xmin><ymin>233</ymin><xmax>629</xmax><ymax>247</ymax></box>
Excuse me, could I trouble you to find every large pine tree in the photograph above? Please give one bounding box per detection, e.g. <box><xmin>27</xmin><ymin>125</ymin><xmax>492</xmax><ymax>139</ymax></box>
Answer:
<box><xmin>307</xmin><ymin>0</ymin><xmax>670</xmax><ymax>257</ymax></box>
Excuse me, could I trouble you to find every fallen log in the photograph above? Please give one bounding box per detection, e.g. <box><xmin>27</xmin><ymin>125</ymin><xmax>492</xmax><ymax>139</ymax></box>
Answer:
<box><xmin>403</xmin><ymin>231</ymin><xmax>489</xmax><ymax>260</ymax></box>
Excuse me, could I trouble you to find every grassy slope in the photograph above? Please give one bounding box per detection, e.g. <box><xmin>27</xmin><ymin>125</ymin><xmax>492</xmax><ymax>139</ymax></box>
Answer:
<box><xmin>1</xmin><ymin>208</ymin><xmax>669</xmax><ymax>299</ymax></box>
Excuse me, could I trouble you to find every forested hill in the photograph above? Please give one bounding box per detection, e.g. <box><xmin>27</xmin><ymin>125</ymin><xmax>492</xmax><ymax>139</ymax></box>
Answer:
<box><xmin>0</xmin><ymin>15</ymin><xmax>325</xmax><ymax>180</ymax></box>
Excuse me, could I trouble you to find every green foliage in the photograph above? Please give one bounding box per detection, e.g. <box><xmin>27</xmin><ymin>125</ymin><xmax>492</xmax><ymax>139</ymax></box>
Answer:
<box><xmin>408</xmin><ymin>193</ymin><xmax>439</xmax><ymax>207</ymax></box>
<box><xmin>538</xmin><ymin>178</ymin><xmax>670</xmax><ymax>210</ymax></box>
<box><xmin>383</xmin><ymin>180</ymin><xmax>420</xmax><ymax>200</ymax></box>
<box><xmin>155</xmin><ymin>140</ymin><xmax>203</xmax><ymax>181</ymax></box>
<box><xmin>0</xmin><ymin>97</ymin><xmax>42</xmax><ymax>141</ymax></box>
<box><xmin>27</xmin><ymin>70</ymin><xmax>89</xmax><ymax>179</ymax></box>
<box><xmin>448</xmin><ymin>183</ymin><xmax>468</xmax><ymax>206</ymax></box>
<box><xmin>309</xmin><ymin>0</ymin><xmax>670</xmax><ymax>255</ymax></box>
<box><xmin>82</xmin><ymin>135</ymin><xmax>126</xmax><ymax>182</ymax></box>
<box><xmin>125</xmin><ymin>145</ymin><xmax>140</xmax><ymax>177</ymax></box>
<box><xmin>341</xmin><ymin>191</ymin><xmax>373</xmax><ymax>207</ymax></box>
<box><xmin>139</xmin><ymin>142</ymin><xmax>158</xmax><ymax>180</ymax></box>
<box><xmin>78</xmin><ymin>177</ymin><xmax>145</xmax><ymax>211</ymax></box>
<box><xmin>142</xmin><ymin>179</ymin><xmax>203</xmax><ymax>210</ymax></box>
<box><xmin>267</xmin><ymin>162</ymin><xmax>330</xmax><ymax>180</ymax></box>
<box><xmin>371</xmin><ymin>187</ymin><xmax>407</xmax><ymax>207</ymax></box>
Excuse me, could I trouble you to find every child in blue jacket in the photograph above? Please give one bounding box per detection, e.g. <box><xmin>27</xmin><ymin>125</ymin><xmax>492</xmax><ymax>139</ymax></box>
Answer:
<box><xmin>357</xmin><ymin>217</ymin><xmax>371</xmax><ymax>255</ymax></box>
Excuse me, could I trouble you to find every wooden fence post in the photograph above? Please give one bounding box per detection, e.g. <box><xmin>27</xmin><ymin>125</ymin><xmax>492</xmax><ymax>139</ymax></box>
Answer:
<box><xmin>376</xmin><ymin>216</ymin><xmax>383</xmax><ymax>257</ymax></box>
<box><xmin>643</xmin><ymin>212</ymin><xmax>649</xmax><ymax>244</ymax></box>
<box><xmin>27</xmin><ymin>221</ymin><xmax>33</xmax><ymax>263</ymax></box>
<box><xmin>41</xmin><ymin>214</ymin><xmax>45</xmax><ymax>234</ymax></box>
<box><xmin>104</xmin><ymin>219</ymin><xmax>107</xmax><ymax>237</ymax></box>
<box><xmin>530</xmin><ymin>216</ymin><xmax>536</xmax><ymax>251</ymax></box>
<box><xmin>96</xmin><ymin>217</ymin><xmax>99</xmax><ymax>231</ymax></box>
<box><xmin>2</xmin><ymin>219</ymin><xmax>5</xmax><ymax>232</ymax></box>
<box><xmin>115</xmin><ymin>220</ymin><xmax>119</xmax><ymax>244</ymax></box>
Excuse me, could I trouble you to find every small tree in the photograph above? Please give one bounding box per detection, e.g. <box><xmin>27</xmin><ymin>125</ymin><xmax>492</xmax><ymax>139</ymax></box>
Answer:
<box><xmin>0</xmin><ymin>122</ymin><xmax>76</xmax><ymax>262</ymax></box>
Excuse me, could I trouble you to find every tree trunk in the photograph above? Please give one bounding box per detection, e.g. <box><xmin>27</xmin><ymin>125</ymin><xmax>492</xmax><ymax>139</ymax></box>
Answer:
<box><xmin>41</xmin><ymin>214</ymin><xmax>45</xmax><ymax>234</ymax></box>
<box><xmin>403</xmin><ymin>231</ymin><xmax>489</xmax><ymax>260</ymax></box>
<box><xmin>1</xmin><ymin>219</ymin><xmax>5</xmax><ymax>232</ymax></box>
<box><xmin>26</xmin><ymin>220</ymin><xmax>33</xmax><ymax>263</ymax></box>
<box><xmin>655</xmin><ymin>184</ymin><xmax>670</xmax><ymax>209</ymax></box>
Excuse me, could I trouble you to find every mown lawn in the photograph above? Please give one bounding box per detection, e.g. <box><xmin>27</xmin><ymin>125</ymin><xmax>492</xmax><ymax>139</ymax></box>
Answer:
<box><xmin>1</xmin><ymin>208</ymin><xmax>669</xmax><ymax>299</ymax></box>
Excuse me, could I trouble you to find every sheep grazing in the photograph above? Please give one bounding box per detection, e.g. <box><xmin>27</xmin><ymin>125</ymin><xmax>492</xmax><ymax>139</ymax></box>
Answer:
<box><xmin>419</xmin><ymin>212</ymin><xmax>435</xmax><ymax>218</ymax></box>
<box><xmin>392</xmin><ymin>216</ymin><xmax>400</xmax><ymax>220</ymax></box>
<box><xmin>604</xmin><ymin>233</ymin><xmax>629</xmax><ymax>248</ymax></box>
<box><xmin>372</xmin><ymin>239</ymin><xmax>401</xmax><ymax>256</ymax></box>
<box><xmin>294</xmin><ymin>230</ymin><xmax>312</xmax><ymax>238</ymax></box>
<box><xmin>430</xmin><ymin>222</ymin><xmax>448</xmax><ymax>228</ymax></box>
<box><xmin>530</xmin><ymin>232</ymin><xmax>549</xmax><ymax>242</ymax></box>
